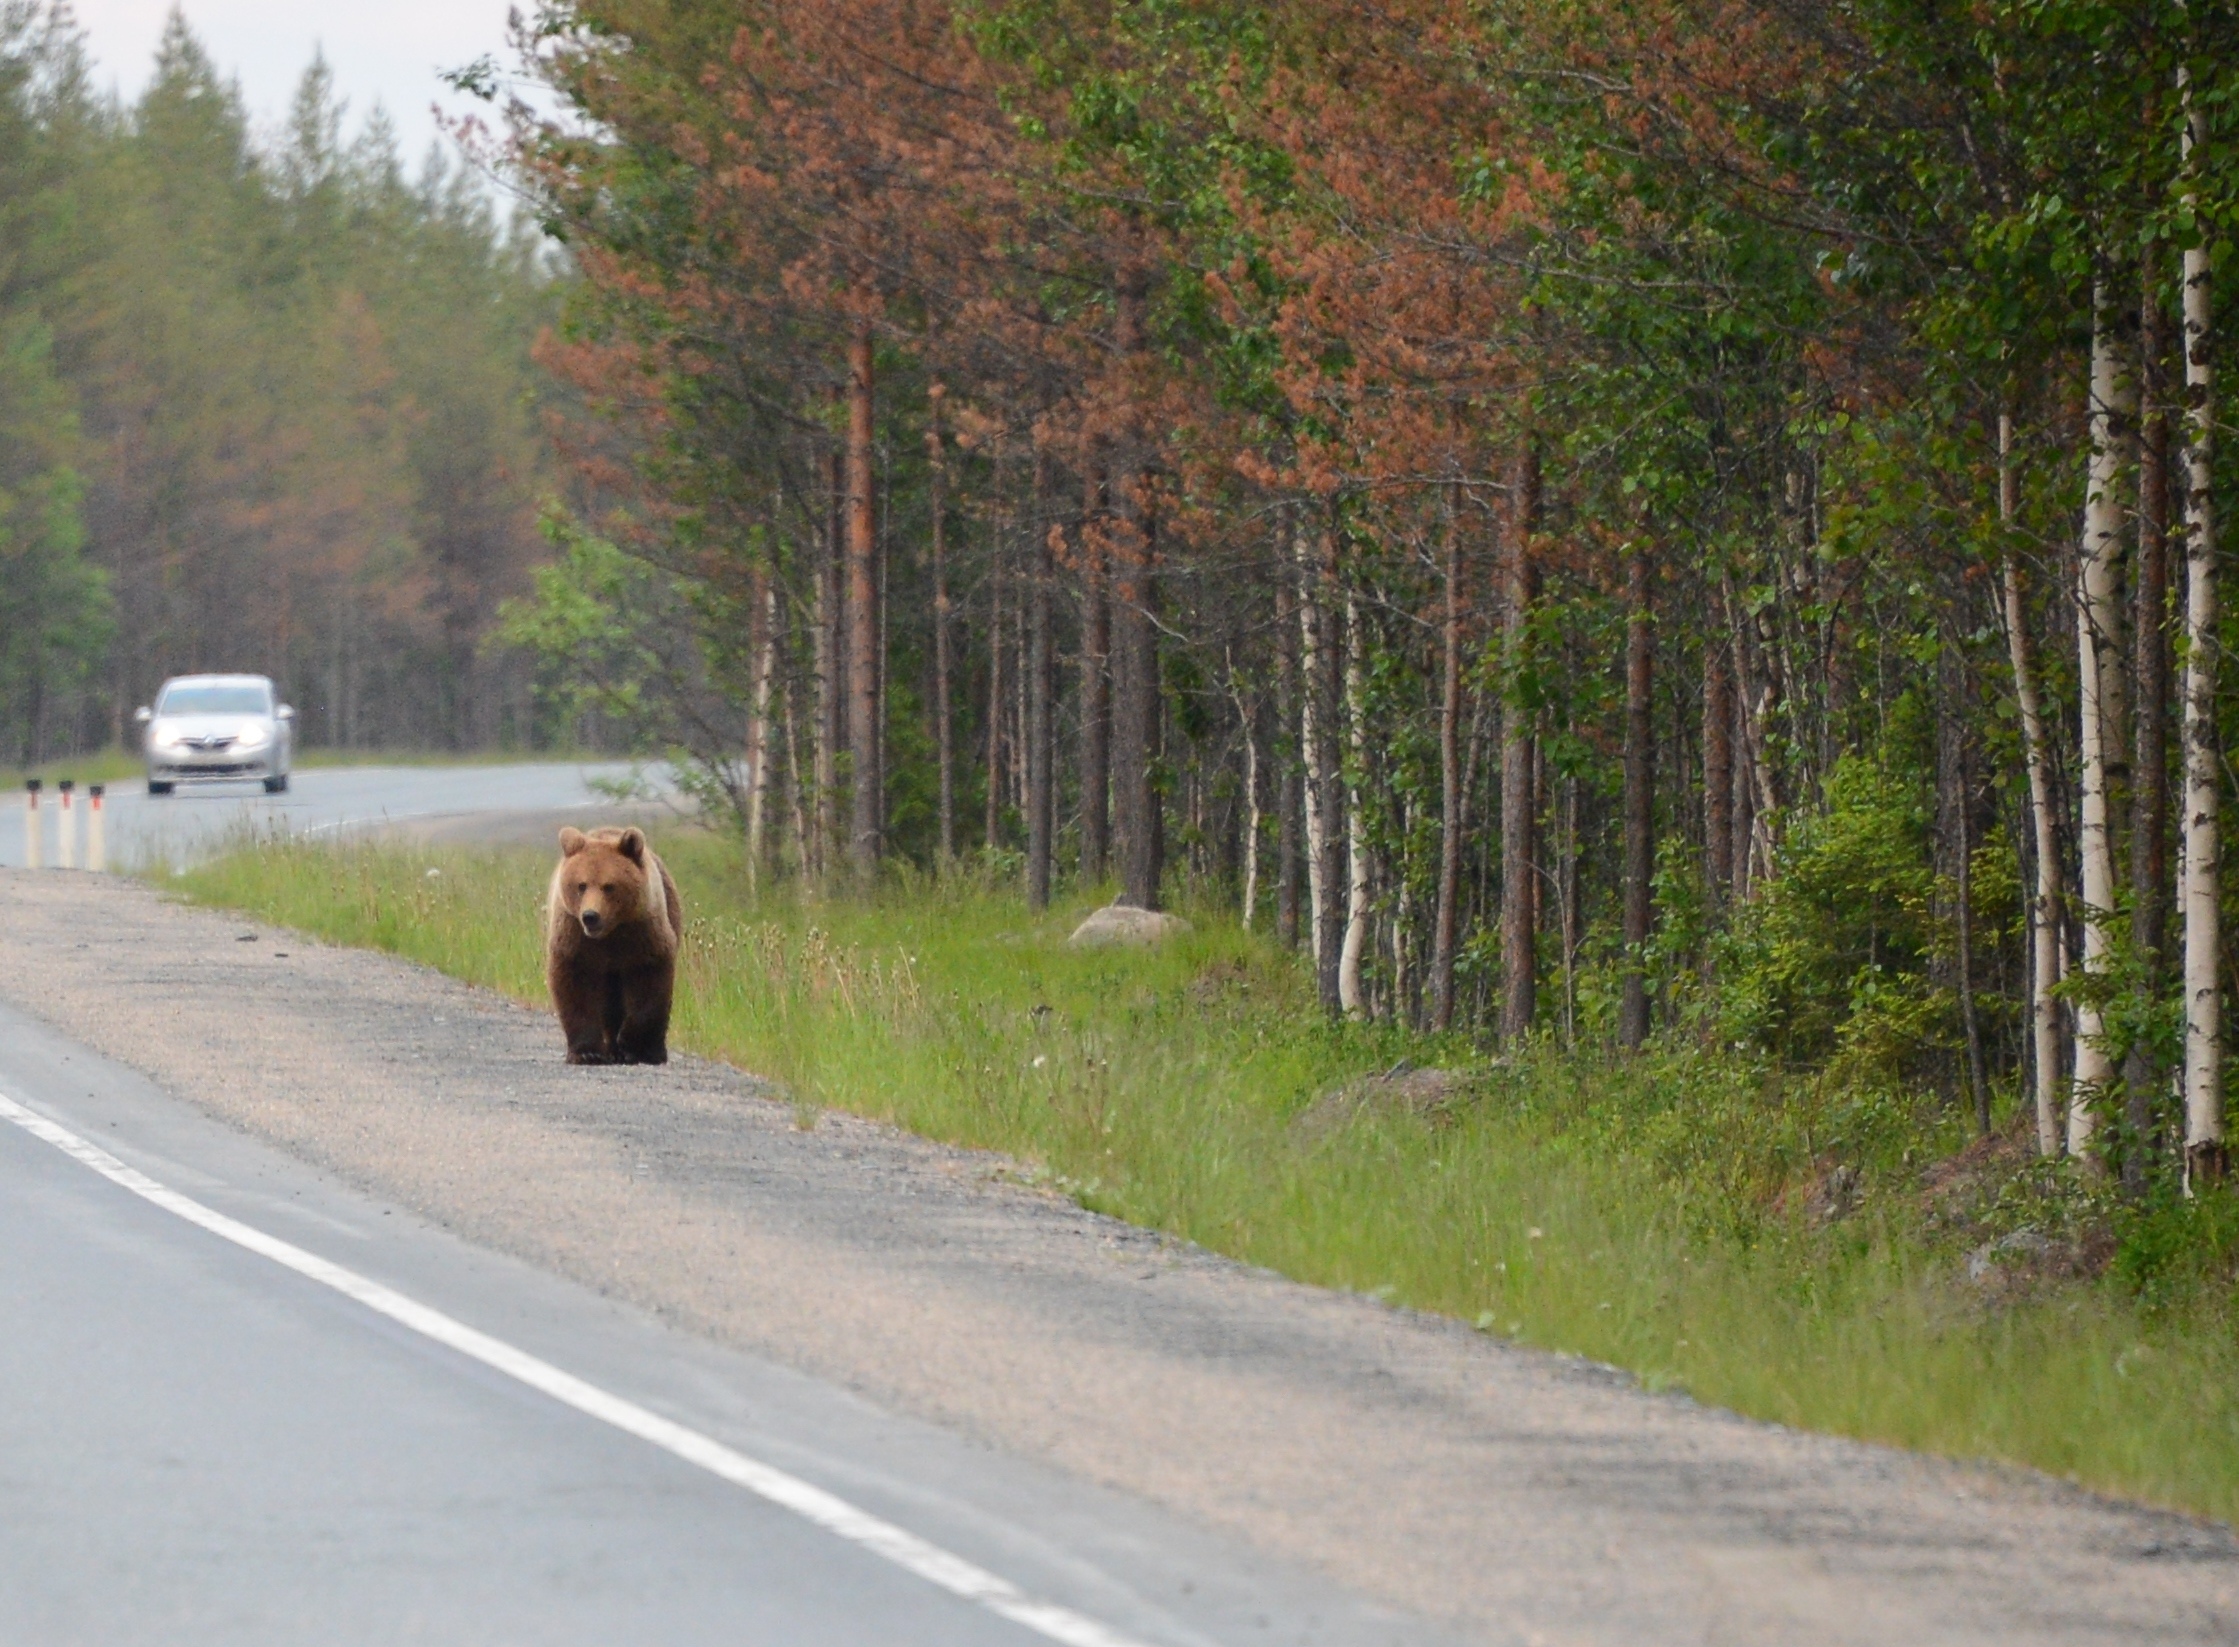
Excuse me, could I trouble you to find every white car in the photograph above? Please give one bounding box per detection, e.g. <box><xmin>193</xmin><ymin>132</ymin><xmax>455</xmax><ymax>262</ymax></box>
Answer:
<box><xmin>136</xmin><ymin>674</ymin><xmax>296</xmax><ymax>796</ymax></box>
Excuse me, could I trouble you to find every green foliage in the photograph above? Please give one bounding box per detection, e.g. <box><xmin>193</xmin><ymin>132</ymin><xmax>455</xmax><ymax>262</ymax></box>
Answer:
<box><xmin>1716</xmin><ymin>755</ymin><xmax>1950</xmax><ymax>1081</ymax></box>
<box><xmin>0</xmin><ymin>458</ymin><xmax>105</xmax><ymax>763</ymax></box>
<box><xmin>495</xmin><ymin>512</ymin><xmax>664</xmax><ymax>736</ymax></box>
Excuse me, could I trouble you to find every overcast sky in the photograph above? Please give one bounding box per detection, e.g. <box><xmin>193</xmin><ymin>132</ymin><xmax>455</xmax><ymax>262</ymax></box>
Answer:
<box><xmin>71</xmin><ymin>1</ymin><xmax>522</xmax><ymax>166</ymax></box>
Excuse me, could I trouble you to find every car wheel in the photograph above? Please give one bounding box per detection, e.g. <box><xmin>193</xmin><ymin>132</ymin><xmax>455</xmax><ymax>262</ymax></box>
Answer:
<box><xmin>264</xmin><ymin>773</ymin><xmax>289</xmax><ymax>794</ymax></box>
<box><xmin>147</xmin><ymin>780</ymin><xmax>173</xmax><ymax>797</ymax></box>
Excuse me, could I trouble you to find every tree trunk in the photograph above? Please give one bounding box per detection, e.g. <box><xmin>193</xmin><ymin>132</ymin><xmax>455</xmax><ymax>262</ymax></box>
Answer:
<box><xmin>928</xmin><ymin>391</ymin><xmax>955</xmax><ymax>866</ymax></box>
<box><xmin>1013</xmin><ymin>592</ymin><xmax>1029</xmax><ymax>817</ymax></box>
<box><xmin>1728</xmin><ymin>581</ymin><xmax>1781</xmax><ymax>890</ymax></box>
<box><xmin>1296</xmin><ymin>518</ymin><xmax>1330</xmax><ymax>972</ymax></box>
<box><xmin>1275</xmin><ymin>570</ymin><xmax>1302</xmax><ymax>949</ymax></box>
<box><xmin>845</xmin><ymin>322</ymin><xmax>880</xmax><ymax>884</ymax></box>
<box><xmin>746</xmin><ymin>569</ymin><xmax>774</xmax><ymax>891</ymax></box>
<box><xmin>1108</xmin><ymin>268</ymin><xmax>1162</xmax><ymax>910</ymax></box>
<box><xmin>1430</xmin><ymin>485</ymin><xmax>1466</xmax><ymax>1032</ymax></box>
<box><xmin>1111</xmin><ymin>501</ymin><xmax>1161</xmax><ymax>909</ymax></box>
<box><xmin>2073</xmin><ymin>280</ymin><xmax>2137</xmax><ymax>1164</ymax></box>
<box><xmin>985</xmin><ymin>548</ymin><xmax>1004</xmax><ymax>853</ymax></box>
<box><xmin>1392</xmin><ymin>836</ymin><xmax>1416</xmax><ymax>1027</ymax></box>
<box><xmin>2000</xmin><ymin>412</ymin><xmax>2067</xmax><ymax>1157</ymax></box>
<box><xmin>1339</xmin><ymin>596</ymin><xmax>1373</xmax><ymax>1017</ymax></box>
<box><xmin>1227</xmin><ymin>650</ymin><xmax>1261</xmax><ymax>931</ymax></box>
<box><xmin>1078</xmin><ymin>470</ymin><xmax>1110</xmax><ymax>888</ymax></box>
<box><xmin>1620</xmin><ymin>546</ymin><xmax>1654</xmax><ymax>1050</ymax></box>
<box><xmin>1499</xmin><ymin>446</ymin><xmax>1540</xmax><ymax>1041</ymax></box>
<box><xmin>1702</xmin><ymin>604</ymin><xmax>1734</xmax><ymax>931</ymax></box>
<box><xmin>815</xmin><ymin>444</ymin><xmax>844</xmax><ymax>886</ymax></box>
<box><xmin>781</xmin><ymin>638</ymin><xmax>809</xmax><ymax>877</ymax></box>
<box><xmin>2179</xmin><ymin>69</ymin><xmax>2225</xmax><ymax>1186</ymax></box>
<box><xmin>1302</xmin><ymin>513</ymin><xmax>1346</xmax><ymax>1011</ymax></box>
<box><xmin>1940</xmin><ymin>638</ymin><xmax>1990</xmax><ymax>1132</ymax></box>
<box><xmin>2127</xmin><ymin>253</ymin><xmax>2173</xmax><ymax>1192</ymax></box>
<box><xmin>1559</xmin><ymin>769</ymin><xmax>1580</xmax><ymax>1045</ymax></box>
<box><xmin>1026</xmin><ymin>448</ymin><xmax>1056</xmax><ymax>910</ymax></box>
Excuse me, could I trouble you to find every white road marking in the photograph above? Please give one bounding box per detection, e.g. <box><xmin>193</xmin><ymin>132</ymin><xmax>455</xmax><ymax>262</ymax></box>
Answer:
<box><xmin>0</xmin><ymin>1088</ymin><xmax>1156</xmax><ymax>1647</ymax></box>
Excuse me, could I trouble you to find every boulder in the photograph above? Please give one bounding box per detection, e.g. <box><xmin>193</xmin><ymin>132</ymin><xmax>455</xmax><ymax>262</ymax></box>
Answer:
<box><xmin>1068</xmin><ymin>904</ymin><xmax>1192</xmax><ymax>948</ymax></box>
<box><xmin>1293</xmin><ymin>1061</ymin><xmax>1481</xmax><ymax>1140</ymax></box>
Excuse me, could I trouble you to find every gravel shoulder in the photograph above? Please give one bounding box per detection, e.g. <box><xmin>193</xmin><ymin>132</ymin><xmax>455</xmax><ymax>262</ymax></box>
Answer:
<box><xmin>2</xmin><ymin>867</ymin><xmax>2234</xmax><ymax>1646</ymax></box>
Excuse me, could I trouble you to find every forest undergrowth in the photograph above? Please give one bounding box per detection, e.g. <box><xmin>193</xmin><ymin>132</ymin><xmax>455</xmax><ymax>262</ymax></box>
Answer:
<box><xmin>173</xmin><ymin>830</ymin><xmax>2239</xmax><ymax>1525</ymax></box>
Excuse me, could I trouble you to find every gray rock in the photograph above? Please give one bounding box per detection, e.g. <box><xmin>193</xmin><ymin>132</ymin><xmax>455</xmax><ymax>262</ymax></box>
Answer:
<box><xmin>1806</xmin><ymin>1163</ymin><xmax>1861</xmax><ymax>1226</ymax></box>
<box><xmin>1068</xmin><ymin>904</ymin><xmax>1192</xmax><ymax>948</ymax></box>
<box><xmin>1965</xmin><ymin>1230</ymin><xmax>2058</xmax><ymax>1284</ymax></box>
<box><xmin>1293</xmin><ymin>1062</ymin><xmax>1482</xmax><ymax>1140</ymax></box>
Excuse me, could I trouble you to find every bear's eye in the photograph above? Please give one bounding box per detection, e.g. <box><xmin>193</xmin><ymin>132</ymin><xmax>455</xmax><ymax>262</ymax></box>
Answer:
<box><xmin>603</xmin><ymin>883</ymin><xmax>618</xmax><ymax>895</ymax></box>
<box><xmin>573</xmin><ymin>882</ymin><xmax>587</xmax><ymax>896</ymax></box>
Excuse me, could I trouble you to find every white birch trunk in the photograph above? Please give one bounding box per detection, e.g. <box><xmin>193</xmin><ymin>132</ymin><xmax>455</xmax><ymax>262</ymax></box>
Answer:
<box><xmin>1241</xmin><ymin>728</ymin><xmax>1260</xmax><ymax>932</ymax></box>
<box><xmin>1339</xmin><ymin>595</ymin><xmax>1371</xmax><ymax>1017</ymax></box>
<box><xmin>2072</xmin><ymin>282</ymin><xmax>2137</xmax><ymax>1162</ymax></box>
<box><xmin>746</xmin><ymin>581</ymin><xmax>776</xmax><ymax>890</ymax></box>
<box><xmin>2179</xmin><ymin>69</ymin><xmax>2224</xmax><ymax>1185</ymax></box>
<box><xmin>2000</xmin><ymin>413</ymin><xmax>2068</xmax><ymax>1156</ymax></box>
<box><xmin>1228</xmin><ymin>660</ymin><xmax>1260</xmax><ymax>932</ymax></box>
<box><xmin>1392</xmin><ymin>839</ymin><xmax>1413</xmax><ymax>1023</ymax></box>
<box><xmin>1297</xmin><ymin>527</ymin><xmax>1327</xmax><ymax>961</ymax></box>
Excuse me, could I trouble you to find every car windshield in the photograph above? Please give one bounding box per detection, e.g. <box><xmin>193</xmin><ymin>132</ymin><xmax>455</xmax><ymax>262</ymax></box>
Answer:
<box><xmin>159</xmin><ymin>683</ymin><xmax>270</xmax><ymax>716</ymax></box>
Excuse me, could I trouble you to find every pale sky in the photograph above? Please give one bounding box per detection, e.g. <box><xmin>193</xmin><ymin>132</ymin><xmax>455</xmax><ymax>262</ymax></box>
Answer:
<box><xmin>70</xmin><ymin>1</ymin><xmax>525</xmax><ymax>168</ymax></box>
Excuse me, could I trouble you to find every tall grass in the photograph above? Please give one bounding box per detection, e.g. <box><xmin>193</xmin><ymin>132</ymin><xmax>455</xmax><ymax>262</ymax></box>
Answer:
<box><xmin>175</xmin><ymin>829</ymin><xmax>2239</xmax><ymax>1523</ymax></box>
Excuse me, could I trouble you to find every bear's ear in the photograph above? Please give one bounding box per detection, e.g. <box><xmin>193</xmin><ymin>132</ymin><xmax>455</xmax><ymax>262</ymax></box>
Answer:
<box><xmin>558</xmin><ymin>826</ymin><xmax>587</xmax><ymax>857</ymax></box>
<box><xmin>616</xmin><ymin>827</ymin><xmax>647</xmax><ymax>864</ymax></box>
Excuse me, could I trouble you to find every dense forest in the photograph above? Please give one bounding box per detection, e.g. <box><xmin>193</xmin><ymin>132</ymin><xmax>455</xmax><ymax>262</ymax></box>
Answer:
<box><xmin>468</xmin><ymin>0</ymin><xmax>2239</xmax><ymax>1198</ymax></box>
<box><xmin>1</xmin><ymin>5</ymin><xmax>554</xmax><ymax>756</ymax></box>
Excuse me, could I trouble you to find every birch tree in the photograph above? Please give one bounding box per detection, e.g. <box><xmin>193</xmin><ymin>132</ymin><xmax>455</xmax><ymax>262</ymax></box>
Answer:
<box><xmin>2071</xmin><ymin>282</ymin><xmax>2136</xmax><ymax>1164</ymax></box>
<box><xmin>2178</xmin><ymin>56</ymin><xmax>2224</xmax><ymax>1185</ymax></box>
<box><xmin>2000</xmin><ymin>412</ymin><xmax>2068</xmax><ymax>1157</ymax></box>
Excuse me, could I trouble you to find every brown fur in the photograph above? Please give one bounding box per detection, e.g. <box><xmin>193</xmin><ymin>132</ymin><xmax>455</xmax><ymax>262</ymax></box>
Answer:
<box><xmin>545</xmin><ymin>825</ymin><xmax>684</xmax><ymax>1065</ymax></box>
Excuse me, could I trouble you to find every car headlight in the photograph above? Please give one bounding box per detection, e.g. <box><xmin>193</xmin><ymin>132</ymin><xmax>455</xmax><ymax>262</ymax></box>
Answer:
<box><xmin>235</xmin><ymin>724</ymin><xmax>270</xmax><ymax>750</ymax></box>
<box><xmin>151</xmin><ymin>726</ymin><xmax>183</xmax><ymax>751</ymax></box>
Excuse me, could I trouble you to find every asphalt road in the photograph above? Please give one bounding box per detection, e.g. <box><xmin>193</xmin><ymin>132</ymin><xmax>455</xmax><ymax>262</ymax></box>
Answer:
<box><xmin>0</xmin><ymin>760</ymin><xmax>677</xmax><ymax>871</ymax></box>
<box><xmin>0</xmin><ymin>1001</ymin><xmax>1418</xmax><ymax>1646</ymax></box>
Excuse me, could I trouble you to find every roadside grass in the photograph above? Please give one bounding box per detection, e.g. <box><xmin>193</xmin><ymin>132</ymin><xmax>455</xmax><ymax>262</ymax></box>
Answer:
<box><xmin>2</xmin><ymin>748</ymin><xmax>144</xmax><ymax>790</ymax></box>
<box><xmin>173</xmin><ymin>829</ymin><xmax>2239</xmax><ymax>1525</ymax></box>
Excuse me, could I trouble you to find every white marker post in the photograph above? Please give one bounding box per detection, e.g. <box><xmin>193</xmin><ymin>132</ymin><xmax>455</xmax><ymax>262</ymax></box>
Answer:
<box><xmin>55</xmin><ymin>780</ymin><xmax>75</xmax><ymax>870</ymax></box>
<box><xmin>86</xmin><ymin>784</ymin><xmax>105</xmax><ymax>873</ymax></box>
<box><xmin>22</xmin><ymin>779</ymin><xmax>41</xmax><ymax>870</ymax></box>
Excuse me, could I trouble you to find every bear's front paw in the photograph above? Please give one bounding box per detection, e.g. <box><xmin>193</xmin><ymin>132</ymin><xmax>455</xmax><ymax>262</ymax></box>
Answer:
<box><xmin>565</xmin><ymin>1048</ymin><xmax>614</xmax><ymax>1065</ymax></box>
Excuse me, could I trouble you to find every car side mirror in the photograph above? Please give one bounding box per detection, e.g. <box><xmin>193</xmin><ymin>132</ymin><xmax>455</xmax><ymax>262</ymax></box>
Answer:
<box><xmin>132</xmin><ymin>706</ymin><xmax>151</xmax><ymax>724</ymax></box>
<box><xmin>277</xmin><ymin>705</ymin><xmax>295</xmax><ymax>722</ymax></box>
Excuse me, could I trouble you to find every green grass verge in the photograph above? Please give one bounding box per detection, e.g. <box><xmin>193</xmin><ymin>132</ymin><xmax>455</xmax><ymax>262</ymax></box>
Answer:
<box><xmin>2</xmin><ymin>748</ymin><xmax>145</xmax><ymax>789</ymax></box>
<box><xmin>172</xmin><ymin>829</ymin><xmax>2239</xmax><ymax>1524</ymax></box>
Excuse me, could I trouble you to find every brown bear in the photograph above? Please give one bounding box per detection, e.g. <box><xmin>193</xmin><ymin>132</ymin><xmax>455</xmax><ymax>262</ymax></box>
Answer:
<box><xmin>546</xmin><ymin>825</ymin><xmax>684</xmax><ymax>1065</ymax></box>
